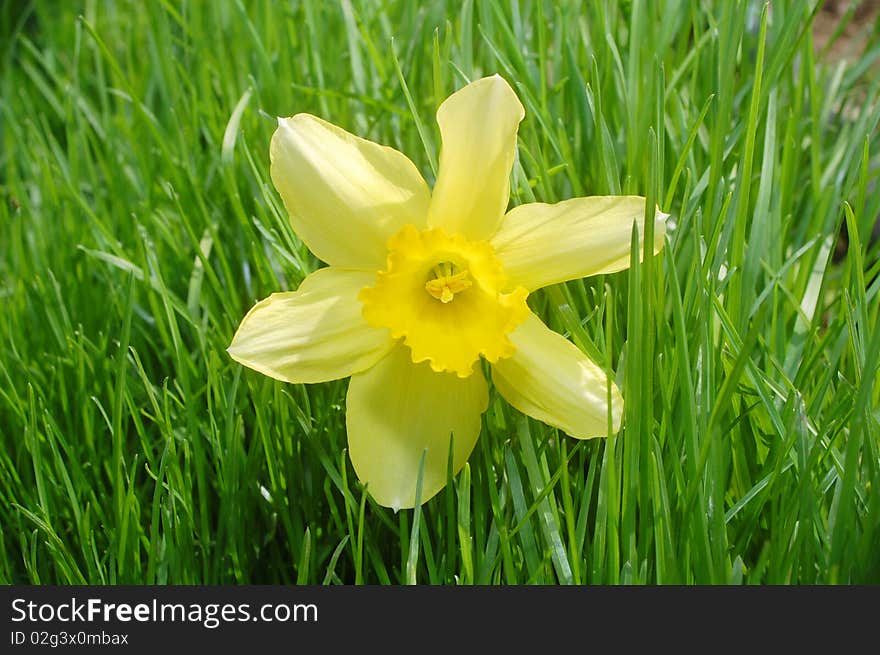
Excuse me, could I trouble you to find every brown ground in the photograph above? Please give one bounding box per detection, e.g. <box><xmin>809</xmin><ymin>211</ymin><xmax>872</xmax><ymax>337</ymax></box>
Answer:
<box><xmin>814</xmin><ymin>0</ymin><xmax>880</xmax><ymax>61</ymax></box>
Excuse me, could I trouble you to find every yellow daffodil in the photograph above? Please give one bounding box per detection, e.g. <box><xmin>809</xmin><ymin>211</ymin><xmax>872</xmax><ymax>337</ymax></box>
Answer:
<box><xmin>229</xmin><ymin>75</ymin><xmax>667</xmax><ymax>510</ymax></box>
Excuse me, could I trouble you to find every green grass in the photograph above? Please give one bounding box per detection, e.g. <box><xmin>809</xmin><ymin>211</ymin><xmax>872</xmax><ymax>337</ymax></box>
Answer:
<box><xmin>1</xmin><ymin>0</ymin><xmax>879</xmax><ymax>585</ymax></box>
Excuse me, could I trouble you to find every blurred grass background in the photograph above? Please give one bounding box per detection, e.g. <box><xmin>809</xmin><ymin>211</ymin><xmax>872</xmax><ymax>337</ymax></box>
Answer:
<box><xmin>1</xmin><ymin>0</ymin><xmax>878</xmax><ymax>584</ymax></box>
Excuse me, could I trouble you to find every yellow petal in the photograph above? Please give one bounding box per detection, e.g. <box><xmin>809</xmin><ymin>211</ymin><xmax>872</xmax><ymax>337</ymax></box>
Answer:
<box><xmin>228</xmin><ymin>268</ymin><xmax>394</xmax><ymax>383</ymax></box>
<box><xmin>271</xmin><ymin>114</ymin><xmax>431</xmax><ymax>269</ymax></box>
<box><xmin>346</xmin><ymin>343</ymin><xmax>488</xmax><ymax>509</ymax></box>
<box><xmin>427</xmin><ymin>75</ymin><xmax>525</xmax><ymax>240</ymax></box>
<box><xmin>491</xmin><ymin>196</ymin><xmax>668</xmax><ymax>291</ymax></box>
<box><xmin>491</xmin><ymin>313</ymin><xmax>622</xmax><ymax>439</ymax></box>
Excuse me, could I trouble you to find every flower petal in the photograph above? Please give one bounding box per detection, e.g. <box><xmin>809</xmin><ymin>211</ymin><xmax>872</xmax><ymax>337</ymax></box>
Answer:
<box><xmin>228</xmin><ymin>268</ymin><xmax>394</xmax><ymax>383</ymax></box>
<box><xmin>271</xmin><ymin>114</ymin><xmax>431</xmax><ymax>269</ymax></box>
<box><xmin>491</xmin><ymin>196</ymin><xmax>668</xmax><ymax>291</ymax></box>
<box><xmin>427</xmin><ymin>75</ymin><xmax>525</xmax><ymax>240</ymax></box>
<box><xmin>346</xmin><ymin>343</ymin><xmax>488</xmax><ymax>509</ymax></box>
<box><xmin>491</xmin><ymin>313</ymin><xmax>622</xmax><ymax>439</ymax></box>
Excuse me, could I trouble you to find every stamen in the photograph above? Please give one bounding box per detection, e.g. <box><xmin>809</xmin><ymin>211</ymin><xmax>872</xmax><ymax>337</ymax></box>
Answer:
<box><xmin>425</xmin><ymin>264</ymin><xmax>472</xmax><ymax>303</ymax></box>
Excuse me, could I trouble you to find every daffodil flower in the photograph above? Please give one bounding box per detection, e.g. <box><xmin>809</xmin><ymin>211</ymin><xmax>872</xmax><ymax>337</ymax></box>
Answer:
<box><xmin>229</xmin><ymin>75</ymin><xmax>667</xmax><ymax>510</ymax></box>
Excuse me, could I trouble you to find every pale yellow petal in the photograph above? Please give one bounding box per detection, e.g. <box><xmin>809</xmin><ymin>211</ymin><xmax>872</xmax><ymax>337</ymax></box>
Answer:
<box><xmin>491</xmin><ymin>196</ymin><xmax>668</xmax><ymax>291</ymax></box>
<box><xmin>427</xmin><ymin>75</ymin><xmax>525</xmax><ymax>240</ymax></box>
<box><xmin>271</xmin><ymin>114</ymin><xmax>431</xmax><ymax>269</ymax></box>
<box><xmin>346</xmin><ymin>343</ymin><xmax>488</xmax><ymax>509</ymax></box>
<box><xmin>228</xmin><ymin>268</ymin><xmax>394</xmax><ymax>384</ymax></box>
<box><xmin>491</xmin><ymin>314</ymin><xmax>622</xmax><ymax>439</ymax></box>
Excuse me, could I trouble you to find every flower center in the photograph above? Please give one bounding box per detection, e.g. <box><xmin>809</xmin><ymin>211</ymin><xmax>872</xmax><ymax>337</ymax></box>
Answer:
<box><xmin>425</xmin><ymin>262</ymin><xmax>472</xmax><ymax>303</ymax></box>
<box><xmin>359</xmin><ymin>225</ymin><xmax>530</xmax><ymax>377</ymax></box>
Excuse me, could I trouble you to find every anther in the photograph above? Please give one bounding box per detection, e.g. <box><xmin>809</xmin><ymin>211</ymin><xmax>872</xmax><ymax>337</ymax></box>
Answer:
<box><xmin>425</xmin><ymin>264</ymin><xmax>472</xmax><ymax>303</ymax></box>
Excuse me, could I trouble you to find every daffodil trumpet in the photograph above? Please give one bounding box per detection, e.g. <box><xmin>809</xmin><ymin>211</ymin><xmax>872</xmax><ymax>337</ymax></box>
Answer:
<box><xmin>229</xmin><ymin>75</ymin><xmax>667</xmax><ymax>510</ymax></box>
